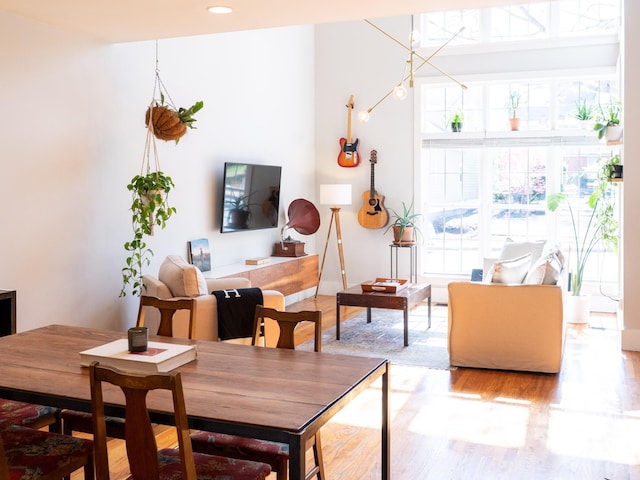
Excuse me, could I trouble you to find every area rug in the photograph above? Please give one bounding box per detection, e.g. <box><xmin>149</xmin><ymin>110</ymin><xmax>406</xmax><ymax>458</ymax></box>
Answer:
<box><xmin>298</xmin><ymin>304</ymin><xmax>453</xmax><ymax>370</ymax></box>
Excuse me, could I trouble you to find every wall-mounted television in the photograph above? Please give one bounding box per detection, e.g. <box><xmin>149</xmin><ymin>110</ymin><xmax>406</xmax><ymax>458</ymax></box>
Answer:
<box><xmin>220</xmin><ymin>162</ymin><xmax>282</xmax><ymax>233</ymax></box>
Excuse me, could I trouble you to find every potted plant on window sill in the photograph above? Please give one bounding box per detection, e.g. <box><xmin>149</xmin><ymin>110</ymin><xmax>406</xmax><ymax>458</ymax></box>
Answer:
<box><xmin>384</xmin><ymin>200</ymin><xmax>422</xmax><ymax>245</ymax></box>
<box><xmin>574</xmin><ymin>99</ymin><xmax>594</xmax><ymax>130</ymax></box>
<box><xmin>450</xmin><ymin>111</ymin><xmax>464</xmax><ymax>132</ymax></box>
<box><xmin>593</xmin><ymin>98</ymin><xmax>622</xmax><ymax>143</ymax></box>
<box><xmin>547</xmin><ymin>157</ymin><xmax>619</xmax><ymax>323</ymax></box>
<box><xmin>508</xmin><ymin>91</ymin><xmax>521</xmax><ymax>131</ymax></box>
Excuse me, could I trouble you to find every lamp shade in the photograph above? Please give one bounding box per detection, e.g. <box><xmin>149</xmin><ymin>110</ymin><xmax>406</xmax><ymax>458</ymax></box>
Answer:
<box><xmin>320</xmin><ymin>184</ymin><xmax>352</xmax><ymax>206</ymax></box>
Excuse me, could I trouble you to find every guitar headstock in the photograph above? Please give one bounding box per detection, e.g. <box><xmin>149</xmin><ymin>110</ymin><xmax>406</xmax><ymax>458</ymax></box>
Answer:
<box><xmin>346</xmin><ymin>94</ymin><xmax>355</xmax><ymax>110</ymax></box>
<box><xmin>370</xmin><ymin>150</ymin><xmax>377</xmax><ymax>164</ymax></box>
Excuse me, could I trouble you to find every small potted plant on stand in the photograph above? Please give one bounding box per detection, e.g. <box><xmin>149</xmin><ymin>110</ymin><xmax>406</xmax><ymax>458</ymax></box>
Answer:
<box><xmin>508</xmin><ymin>91</ymin><xmax>521</xmax><ymax>131</ymax></box>
<box><xmin>574</xmin><ymin>99</ymin><xmax>594</xmax><ymax>130</ymax></box>
<box><xmin>593</xmin><ymin>98</ymin><xmax>622</xmax><ymax>143</ymax></box>
<box><xmin>385</xmin><ymin>200</ymin><xmax>422</xmax><ymax>244</ymax></box>
<box><xmin>547</xmin><ymin>157</ymin><xmax>619</xmax><ymax>323</ymax></box>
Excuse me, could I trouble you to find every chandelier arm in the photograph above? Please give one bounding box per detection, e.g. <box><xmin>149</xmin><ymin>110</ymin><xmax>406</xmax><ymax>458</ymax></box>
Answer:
<box><xmin>412</xmin><ymin>59</ymin><xmax>468</xmax><ymax>90</ymax></box>
<box><xmin>364</xmin><ymin>19</ymin><xmax>410</xmax><ymax>52</ymax></box>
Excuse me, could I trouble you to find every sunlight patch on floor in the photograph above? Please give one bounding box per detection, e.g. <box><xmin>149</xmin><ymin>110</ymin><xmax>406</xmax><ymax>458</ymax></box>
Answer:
<box><xmin>547</xmin><ymin>407</ymin><xmax>640</xmax><ymax>465</ymax></box>
<box><xmin>408</xmin><ymin>394</ymin><xmax>530</xmax><ymax>448</ymax></box>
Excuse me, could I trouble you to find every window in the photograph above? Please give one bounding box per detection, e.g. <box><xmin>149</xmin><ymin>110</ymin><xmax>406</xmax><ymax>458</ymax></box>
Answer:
<box><xmin>418</xmin><ymin>0</ymin><xmax>621</xmax><ymax>298</ymax></box>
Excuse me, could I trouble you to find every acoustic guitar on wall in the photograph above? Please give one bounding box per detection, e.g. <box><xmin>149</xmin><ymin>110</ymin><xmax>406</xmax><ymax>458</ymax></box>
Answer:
<box><xmin>357</xmin><ymin>150</ymin><xmax>388</xmax><ymax>229</ymax></box>
<box><xmin>337</xmin><ymin>95</ymin><xmax>360</xmax><ymax>168</ymax></box>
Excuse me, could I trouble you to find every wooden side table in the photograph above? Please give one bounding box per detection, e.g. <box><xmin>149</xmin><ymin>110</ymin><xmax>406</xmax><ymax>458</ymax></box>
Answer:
<box><xmin>390</xmin><ymin>243</ymin><xmax>417</xmax><ymax>283</ymax></box>
<box><xmin>0</xmin><ymin>290</ymin><xmax>16</xmax><ymax>337</ymax></box>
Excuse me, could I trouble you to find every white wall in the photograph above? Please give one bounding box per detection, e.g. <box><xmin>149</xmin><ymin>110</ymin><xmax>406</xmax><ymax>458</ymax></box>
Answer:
<box><xmin>314</xmin><ymin>17</ymin><xmax>416</xmax><ymax>294</ymax></box>
<box><xmin>0</xmin><ymin>11</ymin><xmax>315</xmax><ymax>332</ymax></box>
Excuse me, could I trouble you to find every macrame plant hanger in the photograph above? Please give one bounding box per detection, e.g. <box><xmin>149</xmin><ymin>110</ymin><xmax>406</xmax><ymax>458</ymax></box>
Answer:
<box><xmin>141</xmin><ymin>40</ymin><xmax>178</xmax><ymax>178</ymax></box>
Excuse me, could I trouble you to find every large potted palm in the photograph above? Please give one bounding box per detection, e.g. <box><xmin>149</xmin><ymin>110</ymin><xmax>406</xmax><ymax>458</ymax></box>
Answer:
<box><xmin>547</xmin><ymin>156</ymin><xmax>619</xmax><ymax>323</ymax></box>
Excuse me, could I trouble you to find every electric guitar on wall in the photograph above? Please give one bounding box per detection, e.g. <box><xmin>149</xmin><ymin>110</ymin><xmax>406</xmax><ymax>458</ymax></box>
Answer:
<box><xmin>337</xmin><ymin>95</ymin><xmax>361</xmax><ymax>168</ymax></box>
<box><xmin>357</xmin><ymin>150</ymin><xmax>388</xmax><ymax>229</ymax></box>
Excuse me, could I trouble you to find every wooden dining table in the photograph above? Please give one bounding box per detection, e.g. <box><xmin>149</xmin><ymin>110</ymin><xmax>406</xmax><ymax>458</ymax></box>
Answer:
<box><xmin>0</xmin><ymin>324</ymin><xmax>390</xmax><ymax>480</ymax></box>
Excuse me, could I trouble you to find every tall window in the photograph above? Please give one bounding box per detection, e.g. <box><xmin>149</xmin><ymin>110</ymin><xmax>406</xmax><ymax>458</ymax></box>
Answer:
<box><xmin>418</xmin><ymin>0</ymin><xmax>621</xmax><ymax>298</ymax></box>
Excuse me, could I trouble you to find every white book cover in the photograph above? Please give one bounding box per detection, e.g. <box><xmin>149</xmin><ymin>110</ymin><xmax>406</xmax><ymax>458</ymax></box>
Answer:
<box><xmin>80</xmin><ymin>339</ymin><xmax>197</xmax><ymax>373</ymax></box>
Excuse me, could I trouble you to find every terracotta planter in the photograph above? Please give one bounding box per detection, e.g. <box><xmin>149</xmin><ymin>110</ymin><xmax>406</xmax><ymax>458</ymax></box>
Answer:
<box><xmin>509</xmin><ymin>117</ymin><xmax>521</xmax><ymax>131</ymax></box>
<box><xmin>392</xmin><ymin>226</ymin><xmax>415</xmax><ymax>245</ymax></box>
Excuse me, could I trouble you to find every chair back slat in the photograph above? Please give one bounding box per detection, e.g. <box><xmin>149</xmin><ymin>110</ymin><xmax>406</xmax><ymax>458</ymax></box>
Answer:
<box><xmin>137</xmin><ymin>296</ymin><xmax>197</xmax><ymax>339</ymax></box>
<box><xmin>252</xmin><ymin>306</ymin><xmax>322</xmax><ymax>352</ymax></box>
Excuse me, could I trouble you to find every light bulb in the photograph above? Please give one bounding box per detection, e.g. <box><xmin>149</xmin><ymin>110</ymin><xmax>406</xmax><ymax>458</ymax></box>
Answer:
<box><xmin>358</xmin><ymin>110</ymin><xmax>370</xmax><ymax>123</ymax></box>
<box><xmin>393</xmin><ymin>84</ymin><xmax>408</xmax><ymax>100</ymax></box>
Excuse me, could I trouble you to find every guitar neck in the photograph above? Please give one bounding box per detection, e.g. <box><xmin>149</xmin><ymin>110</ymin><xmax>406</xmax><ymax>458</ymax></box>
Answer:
<box><xmin>346</xmin><ymin>94</ymin><xmax>354</xmax><ymax>143</ymax></box>
<box><xmin>369</xmin><ymin>162</ymin><xmax>375</xmax><ymax>198</ymax></box>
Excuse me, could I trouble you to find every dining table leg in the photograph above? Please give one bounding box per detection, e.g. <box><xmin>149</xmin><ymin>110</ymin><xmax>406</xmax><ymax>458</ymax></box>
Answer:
<box><xmin>382</xmin><ymin>362</ymin><xmax>390</xmax><ymax>479</ymax></box>
<box><xmin>289</xmin><ymin>435</ymin><xmax>304</xmax><ymax>480</ymax></box>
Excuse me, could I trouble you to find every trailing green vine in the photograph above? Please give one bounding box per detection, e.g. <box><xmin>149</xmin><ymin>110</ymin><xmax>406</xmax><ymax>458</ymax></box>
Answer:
<box><xmin>120</xmin><ymin>171</ymin><xmax>176</xmax><ymax>297</ymax></box>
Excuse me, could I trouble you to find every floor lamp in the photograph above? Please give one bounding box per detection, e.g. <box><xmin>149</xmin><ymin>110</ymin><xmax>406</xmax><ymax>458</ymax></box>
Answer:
<box><xmin>315</xmin><ymin>184</ymin><xmax>352</xmax><ymax>298</ymax></box>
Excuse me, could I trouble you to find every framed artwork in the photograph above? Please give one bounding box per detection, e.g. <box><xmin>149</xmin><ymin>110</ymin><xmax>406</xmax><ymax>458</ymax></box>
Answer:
<box><xmin>187</xmin><ymin>238</ymin><xmax>211</xmax><ymax>272</ymax></box>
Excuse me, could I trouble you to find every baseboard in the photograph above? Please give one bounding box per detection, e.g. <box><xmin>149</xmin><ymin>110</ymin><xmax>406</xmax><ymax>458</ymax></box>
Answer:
<box><xmin>621</xmin><ymin>328</ymin><xmax>640</xmax><ymax>351</ymax></box>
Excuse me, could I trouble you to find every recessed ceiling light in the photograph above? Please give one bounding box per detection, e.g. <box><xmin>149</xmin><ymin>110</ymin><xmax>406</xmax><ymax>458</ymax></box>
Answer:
<box><xmin>208</xmin><ymin>5</ymin><xmax>233</xmax><ymax>14</ymax></box>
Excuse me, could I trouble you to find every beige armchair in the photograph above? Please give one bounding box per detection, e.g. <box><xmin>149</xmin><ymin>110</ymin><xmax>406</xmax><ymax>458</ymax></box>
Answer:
<box><xmin>142</xmin><ymin>255</ymin><xmax>285</xmax><ymax>342</ymax></box>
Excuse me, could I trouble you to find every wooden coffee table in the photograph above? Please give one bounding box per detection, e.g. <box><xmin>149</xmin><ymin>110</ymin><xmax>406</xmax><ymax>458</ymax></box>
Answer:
<box><xmin>336</xmin><ymin>283</ymin><xmax>431</xmax><ymax>347</ymax></box>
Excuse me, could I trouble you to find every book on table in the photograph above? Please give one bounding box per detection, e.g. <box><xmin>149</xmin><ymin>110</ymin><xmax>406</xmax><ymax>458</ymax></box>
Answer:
<box><xmin>79</xmin><ymin>339</ymin><xmax>197</xmax><ymax>373</ymax></box>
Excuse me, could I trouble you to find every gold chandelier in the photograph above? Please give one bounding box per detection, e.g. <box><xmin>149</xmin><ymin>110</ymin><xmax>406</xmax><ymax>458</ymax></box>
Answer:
<box><xmin>358</xmin><ymin>16</ymin><xmax>467</xmax><ymax>123</ymax></box>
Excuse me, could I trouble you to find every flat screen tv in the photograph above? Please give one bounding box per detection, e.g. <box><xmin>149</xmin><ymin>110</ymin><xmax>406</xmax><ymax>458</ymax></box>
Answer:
<box><xmin>220</xmin><ymin>162</ymin><xmax>282</xmax><ymax>233</ymax></box>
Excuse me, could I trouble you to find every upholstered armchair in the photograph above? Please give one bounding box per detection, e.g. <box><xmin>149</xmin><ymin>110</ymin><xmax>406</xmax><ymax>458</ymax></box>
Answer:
<box><xmin>142</xmin><ymin>255</ymin><xmax>285</xmax><ymax>342</ymax></box>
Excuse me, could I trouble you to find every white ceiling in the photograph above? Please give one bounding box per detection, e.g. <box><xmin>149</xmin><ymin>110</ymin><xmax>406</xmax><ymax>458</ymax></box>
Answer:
<box><xmin>0</xmin><ymin>0</ymin><xmax>528</xmax><ymax>43</ymax></box>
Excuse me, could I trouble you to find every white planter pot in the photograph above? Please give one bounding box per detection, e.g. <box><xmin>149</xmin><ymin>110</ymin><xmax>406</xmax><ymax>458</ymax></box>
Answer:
<box><xmin>605</xmin><ymin>125</ymin><xmax>623</xmax><ymax>143</ymax></box>
<box><xmin>565</xmin><ymin>294</ymin><xmax>591</xmax><ymax>324</ymax></box>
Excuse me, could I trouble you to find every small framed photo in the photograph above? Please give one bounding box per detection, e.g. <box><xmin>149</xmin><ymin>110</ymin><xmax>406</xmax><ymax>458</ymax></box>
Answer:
<box><xmin>188</xmin><ymin>238</ymin><xmax>211</xmax><ymax>272</ymax></box>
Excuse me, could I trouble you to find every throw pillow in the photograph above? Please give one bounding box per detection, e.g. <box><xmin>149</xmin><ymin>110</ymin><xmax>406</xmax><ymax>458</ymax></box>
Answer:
<box><xmin>499</xmin><ymin>238</ymin><xmax>546</xmax><ymax>267</ymax></box>
<box><xmin>523</xmin><ymin>247</ymin><xmax>565</xmax><ymax>285</ymax></box>
<box><xmin>158</xmin><ymin>255</ymin><xmax>208</xmax><ymax>297</ymax></box>
<box><xmin>488</xmin><ymin>253</ymin><xmax>532</xmax><ymax>284</ymax></box>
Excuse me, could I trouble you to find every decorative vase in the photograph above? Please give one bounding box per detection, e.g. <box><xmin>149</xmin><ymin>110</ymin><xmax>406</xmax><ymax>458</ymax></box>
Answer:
<box><xmin>393</xmin><ymin>226</ymin><xmax>415</xmax><ymax>245</ymax></box>
<box><xmin>565</xmin><ymin>294</ymin><xmax>591</xmax><ymax>324</ymax></box>
<box><xmin>451</xmin><ymin>122</ymin><xmax>462</xmax><ymax>132</ymax></box>
<box><xmin>509</xmin><ymin>117</ymin><xmax>520</xmax><ymax>131</ymax></box>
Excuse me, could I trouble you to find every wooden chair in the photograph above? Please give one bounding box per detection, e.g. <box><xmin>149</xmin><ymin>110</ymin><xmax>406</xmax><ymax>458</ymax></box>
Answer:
<box><xmin>191</xmin><ymin>305</ymin><xmax>325</xmax><ymax>480</ymax></box>
<box><xmin>89</xmin><ymin>362</ymin><xmax>271</xmax><ymax>480</ymax></box>
<box><xmin>60</xmin><ymin>296</ymin><xmax>196</xmax><ymax>440</ymax></box>
<box><xmin>0</xmin><ymin>424</ymin><xmax>93</xmax><ymax>479</ymax></box>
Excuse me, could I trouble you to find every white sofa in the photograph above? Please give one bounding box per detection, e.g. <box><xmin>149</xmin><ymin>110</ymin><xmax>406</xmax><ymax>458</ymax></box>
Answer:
<box><xmin>447</xmin><ymin>282</ymin><xmax>565</xmax><ymax>373</ymax></box>
<box><xmin>447</xmin><ymin>239</ymin><xmax>567</xmax><ymax>373</ymax></box>
<box><xmin>142</xmin><ymin>255</ymin><xmax>285</xmax><ymax>342</ymax></box>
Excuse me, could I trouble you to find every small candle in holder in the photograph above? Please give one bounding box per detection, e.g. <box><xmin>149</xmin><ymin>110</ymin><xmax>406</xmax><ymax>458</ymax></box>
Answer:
<box><xmin>128</xmin><ymin>326</ymin><xmax>148</xmax><ymax>352</ymax></box>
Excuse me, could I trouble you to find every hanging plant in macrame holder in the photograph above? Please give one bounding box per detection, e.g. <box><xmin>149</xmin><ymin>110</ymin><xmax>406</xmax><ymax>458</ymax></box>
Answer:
<box><xmin>121</xmin><ymin>52</ymin><xmax>204</xmax><ymax>296</ymax></box>
<box><xmin>144</xmin><ymin>66</ymin><xmax>203</xmax><ymax>143</ymax></box>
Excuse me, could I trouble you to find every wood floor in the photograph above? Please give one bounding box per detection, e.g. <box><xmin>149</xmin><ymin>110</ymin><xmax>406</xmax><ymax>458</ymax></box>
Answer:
<box><xmin>74</xmin><ymin>296</ymin><xmax>640</xmax><ymax>479</ymax></box>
